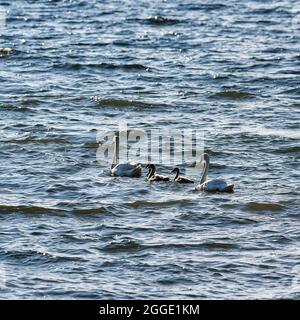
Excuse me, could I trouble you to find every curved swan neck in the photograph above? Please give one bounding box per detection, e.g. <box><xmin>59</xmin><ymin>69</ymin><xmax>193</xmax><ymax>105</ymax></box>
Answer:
<box><xmin>148</xmin><ymin>164</ymin><xmax>155</xmax><ymax>178</ymax></box>
<box><xmin>111</xmin><ymin>135</ymin><xmax>119</xmax><ymax>169</ymax></box>
<box><xmin>200</xmin><ymin>153</ymin><xmax>209</xmax><ymax>184</ymax></box>
<box><xmin>173</xmin><ymin>168</ymin><xmax>179</xmax><ymax>180</ymax></box>
<box><xmin>147</xmin><ymin>167</ymin><xmax>152</xmax><ymax>178</ymax></box>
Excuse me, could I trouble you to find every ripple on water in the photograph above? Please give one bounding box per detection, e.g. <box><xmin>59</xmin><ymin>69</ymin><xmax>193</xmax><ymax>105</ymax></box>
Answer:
<box><xmin>244</xmin><ymin>202</ymin><xmax>286</xmax><ymax>212</ymax></box>
<box><xmin>102</xmin><ymin>240</ymin><xmax>239</xmax><ymax>253</ymax></box>
<box><xmin>1</xmin><ymin>249</ymin><xmax>86</xmax><ymax>265</ymax></box>
<box><xmin>53</xmin><ymin>62</ymin><xmax>150</xmax><ymax>72</ymax></box>
<box><xmin>209</xmin><ymin>91</ymin><xmax>256</xmax><ymax>100</ymax></box>
<box><xmin>90</xmin><ymin>97</ymin><xmax>170</xmax><ymax>109</ymax></box>
<box><xmin>126</xmin><ymin>199</ymin><xmax>192</xmax><ymax>209</ymax></box>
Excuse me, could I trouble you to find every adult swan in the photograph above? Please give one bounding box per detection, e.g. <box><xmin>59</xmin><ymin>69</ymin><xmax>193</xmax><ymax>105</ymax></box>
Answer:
<box><xmin>195</xmin><ymin>153</ymin><xmax>234</xmax><ymax>192</ymax></box>
<box><xmin>110</xmin><ymin>136</ymin><xmax>142</xmax><ymax>177</ymax></box>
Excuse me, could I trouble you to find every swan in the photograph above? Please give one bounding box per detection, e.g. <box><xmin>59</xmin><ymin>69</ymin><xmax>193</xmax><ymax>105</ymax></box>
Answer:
<box><xmin>0</xmin><ymin>48</ymin><xmax>12</xmax><ymax>55</ymax></box>
<box><xmin>195</xmin><ymin>153</ymin><xmax>234</xmax><ymax>192</ymax></box>
<box><xmin>146</xmin><ymin>164</ymin><xmax>170</xmax><ymax>182</ymax></box>
<box><xmin>110</xmin><ymin>136</ymin><xmax>142</xmax><ymax>177</ymax></box>
<box><xmin>171</xmin><ymin>168</ymin><xmax>194</xmax><ymax>184</ymax></box>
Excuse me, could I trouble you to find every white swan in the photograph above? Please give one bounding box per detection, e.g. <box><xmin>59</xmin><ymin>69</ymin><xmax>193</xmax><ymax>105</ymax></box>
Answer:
<box><xmin>110</xmin><ymin>136</ymin><xmax>142</xmax><ymax>177</ymax></box>
<box><xmin>195</xmin><ymin>153</ymin><xmax>234</xmax><ymax>192</ymax></box>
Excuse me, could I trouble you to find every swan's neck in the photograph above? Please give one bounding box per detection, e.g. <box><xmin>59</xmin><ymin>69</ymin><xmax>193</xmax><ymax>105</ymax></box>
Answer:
<box><xmin>174</xmin><ymin>169</ymin><xmax>179</xmax><ymax>180</ymax></box>
<box><xmin>200</xmin><ymin>154</ymin><xmax>209</xmax><ymax>184</ymax></box>
<box><xmin>111</xmin><ymin>135</ymin><xmax>119</xmax><ymax>169</ymax></box>
<box><xmin>148</xmin><ymin>165</ymin><xmax>155</xmax><ymax>178</ymax></box>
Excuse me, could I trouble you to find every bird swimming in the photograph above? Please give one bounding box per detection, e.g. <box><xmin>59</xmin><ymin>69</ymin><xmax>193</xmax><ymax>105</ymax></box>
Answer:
<box><xmin>195</xmin><ymin>153</ymin><xmax>234</xmax><ymax>192</ymax></box>
<box><xmin>0</xmin><ymin>48</ymin><xmax>13</xmax><ymax>56</ymax></box>
<box><xmin>146</xmin><ymin>164</ymin><xmax>170</xmax><ymax>182</ymax></box>
<box><xmin>171</xmin><ymin>167</ymin><xmax>194</xmax><ymax>184</ymax></box>
<box><xmin>110</xmin><ymin>136</ymin><xmax>142</xmax><ymax>177</ymax></box>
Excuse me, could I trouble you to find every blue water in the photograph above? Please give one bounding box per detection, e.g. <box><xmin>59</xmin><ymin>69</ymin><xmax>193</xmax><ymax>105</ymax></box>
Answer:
<box><xmin>0</xmin><ymin>0</ymin><xmax>299</xmax><ymax>299</ymax></box>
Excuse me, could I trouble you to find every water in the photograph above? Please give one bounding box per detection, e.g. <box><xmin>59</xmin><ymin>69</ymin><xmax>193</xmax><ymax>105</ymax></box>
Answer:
<box><xmin>0</xmin><ymin>0</ymin><xmax>299</xmax><ymax>299</ymax></box>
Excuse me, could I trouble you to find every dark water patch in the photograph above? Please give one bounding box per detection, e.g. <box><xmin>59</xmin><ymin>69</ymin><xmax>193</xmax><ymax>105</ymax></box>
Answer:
<box><xmin>250</xmin><ymin>7</ymin><xmax>281</xmax><ymax>15</ymax></box>
<box><xmin>103</xmin><ymin>240</ymin><xmax>238</xmax><ymax>253</ymax></box>
<box><xmin>278</xmin><ymin>69</ymin><xmax>300</xmax><ymax>76</ymax></box>
<box><xmin>103</xmin><ymin>239</ymin><xmax>142</xmax><ymax>252</ymax></box>
<box><xmin>272</xmin><ymin>145</ymin><xmax>300</xmax><ymax>154</ymax></box>
<box><xmin>0</xmin><ymin>137</ymin><xmax>71</xmax><ymax>145</ymax></box>
<box><xmin>267</xmin><ymin>234</ymin><xmax>293</xmax><ymax>244</ymax></box>
<box><xmin>209</xmin><ymin>91</ymin><xmax>255</xmax><ymax>100</ymax></box>
<box><xmin>74</xmin><ymin>41</ymin><xmax>110</xmax><ymax>47</ymax></box>
<box><xmin>179</xmin><ymin>3</ymin><xmax>228</xmax><ymax>11</ymax></box>
<box><xmin>0</xmin><ymin>104</ymin><xmax>32</xmax><ymax>113</ymax></box>
<box><xmin>244</xmin><ymin>202</ymin><xmax>286</xmax><ymax>213</ymax></box>
<box><xmin>280</xmin><ymin>87</ymin><xmax>300</xmax><ymax>95</ymax></box>
<box><xmin>127</xmin><ymin>199</ymin><xmax>191</xmax><ymax>209</ymax></box>
<box><xmin>71</xmin><ymin>207</ymin><xmax>109</xmax><ymax>215</ymax></box>
<box><xmin>147</xmin><ymin>242</ymin><xmax>238</xmax><ymax>251</ymax></box>
<box><xmin>91</xmin><ymin>97</ymin><xmax>168</xmax><ymax>109</ymax></box>
<box><xmin>20</xmin><ymin>98</ymin><xmax>41</xmax><ymax>106</ymax></box>
<box><xmin>53</xmin><ymin>61</ymin><xmax>149</xmax><ymax>72</ymax></box>
<box><xmin>0</xmin><ymin>205</ymin><xmax>64</xmax><ymax>215</ymax></box>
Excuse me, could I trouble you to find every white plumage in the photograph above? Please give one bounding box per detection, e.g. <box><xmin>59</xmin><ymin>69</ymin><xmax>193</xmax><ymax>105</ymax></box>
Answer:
<box><xmin>110</xmin><ymin>136</ymin><xmax>141</xmax><ymax>178</ymax></box>
<box><xmin>111</xmin><ymin>162</ymin><xmax>142</xmax><ymax>177</ymax></box>
<box><xmin>195</xmin><ymin>153</ymin><xmax>234</xmax><ymax>192</ymax></box>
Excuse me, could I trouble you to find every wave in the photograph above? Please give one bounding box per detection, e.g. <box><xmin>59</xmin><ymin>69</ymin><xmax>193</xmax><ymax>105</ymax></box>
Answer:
<box><xmin>0</xmin><ymin>137</ymin><xmax>71</xmax><ymax>145</ymax></box>
<box><xmin>53</xmin><ymin>62</ymin><xmax>149</xmax><ymax>72</ymax></box>
<box><xmin>0</xmin><ymin>205</ymin><xmax>63</xmax><ymax>215</ymax></box>
<box><xmin>91</xmin><ymin>97</ymin><xmax>169</xmax><ymax>109</ymax></box>
<box><xmin>244</xmin><ymin>202</ymin><xmax>285</xmax><ymax>212</ymax></box>
<box><xmin>1</xmin><ymin>249</ymin><xmax>86</xmax><ymax>264</ymax></box>
<box><xmin>180</xmin><ymin>3</ymin><xmax>228</xmax><ymax>11</ymax></box>
<box><xmin>103</xmin><ymin>239</ymin><xmax>142</xmax><ymax>252</ymax></box>
<box><xmin>126</xmin><ymin>199</ymin><xmax>191</xmax><ymax>209</ymax></box>
<box><xmin>209</xmin><ymin>91</ymin><xmax>255</xmax><ymax>100</ymax></box>
<box><xmin>272</xmin><ymin>146</ymin><xmax>300</xmax><ymax>154</ymax></box>
<box><xmin>103</xmin><ymin>240</ymin><xmax>238</xmax><ymax>253</ymax></box>
<box><xmin>280</xmin><ymin>87</ymin><xmax>300</xmax><ymax>95</ymax></box>
<box><xmin>0</xmin><ymin>205</ymin><xmax>108</xmax><ymax>215</ymax></box>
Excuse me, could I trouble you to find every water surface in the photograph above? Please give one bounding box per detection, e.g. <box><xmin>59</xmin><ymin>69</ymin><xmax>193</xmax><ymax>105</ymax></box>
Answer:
<box><xmin>0</xmin><ymin>0</ymin><xmax>299</xmax><ymax>299</ymax></box>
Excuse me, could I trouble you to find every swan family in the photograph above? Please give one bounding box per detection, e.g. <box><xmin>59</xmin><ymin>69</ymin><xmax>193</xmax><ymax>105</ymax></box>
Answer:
<box><xmin>110</xmin><ymin>137</ymin><xmax>234</xmax><ymax>192</ymax></box>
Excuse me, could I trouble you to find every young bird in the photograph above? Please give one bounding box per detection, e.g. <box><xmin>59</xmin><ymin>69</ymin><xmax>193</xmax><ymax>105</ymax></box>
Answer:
<box><xmin>171</xmin><ymin>168</ymin><xmax>194</xmax><ymax>184</ymax></box>
<box><xmin>146</xmin><ymin>164</ymin><xmax>170</xmax><ymax>182</ymax></box>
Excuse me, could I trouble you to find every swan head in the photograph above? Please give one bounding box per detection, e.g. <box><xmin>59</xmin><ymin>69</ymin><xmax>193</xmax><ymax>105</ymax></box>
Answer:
<box><xmin>171</xmin><ymin>168</ymin><xmax>180</xmax><ymax>174</ymax></box>
<box><xmin>146</xmin><ymin>164</ymin><xmax>155</xmax><ymax>170</ymax></box>
<box><xmin>202</xmin><ymin>153</ymin><xmax>210</xmax><ymax>164</ymax></box>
